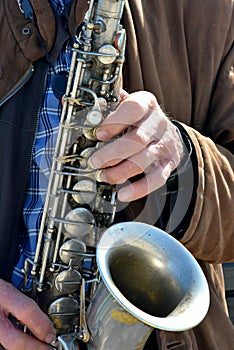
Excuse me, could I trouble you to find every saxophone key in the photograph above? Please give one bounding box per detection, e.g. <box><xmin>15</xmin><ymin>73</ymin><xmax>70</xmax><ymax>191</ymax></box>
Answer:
<box><xmin>64</xmin><ymin>208</ymin><xmax>94</xmax><ymax>244</ymax></box>
<box><xmin>59</xmin><ymin>239</ymin><xmax>87</xmax><ymax>267</ymax></box>
<box><xmin>55</xmin><ymin>268</ymin><xmax>82</xmax><ymax>294</ymax></box>
<box><xmin>48</xmin><ymin>297</ymin><xmax>80</xmax><ymax>333</ymax></box>
<box><xmin>72</xmin><ymin>179</ymin><xmax>97</xmax><ymax>204</ymax></box>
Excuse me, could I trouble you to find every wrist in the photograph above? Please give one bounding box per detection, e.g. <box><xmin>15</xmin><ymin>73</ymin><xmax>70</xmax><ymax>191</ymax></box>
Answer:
<box><xmin>163</xmin><ymin>121</ymin><xmax>198</xmax><ymax>238</ymax></box>
<box><xmin>169</xmin><ymin>121</ymin><xmax>193</xmax><ymax>179</ymax></box>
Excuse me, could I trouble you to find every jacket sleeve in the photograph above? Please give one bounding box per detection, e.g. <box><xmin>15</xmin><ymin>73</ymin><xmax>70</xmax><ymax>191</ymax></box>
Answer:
<box><xmin>180</xmin><ymin>43</ymin><xmax>234</xmax><ymax>264</ymax></box>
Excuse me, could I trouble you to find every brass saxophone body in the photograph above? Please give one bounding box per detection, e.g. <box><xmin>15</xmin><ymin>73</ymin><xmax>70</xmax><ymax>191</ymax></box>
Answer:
<box><xmin>22</xmin><ymin>1</ymin><xmax>210</xmax><ymax>349</ymax></box>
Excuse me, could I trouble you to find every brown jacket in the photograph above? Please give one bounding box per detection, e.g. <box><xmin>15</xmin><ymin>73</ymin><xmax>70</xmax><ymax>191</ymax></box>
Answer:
<box><xmin>0</xmin><ymin>0</ymin><xmax>234</xmax><ymax>349</ymax></box>
<box><xmin>123</xmin><ymin>1</ymin><xmax>234</xmax><ymax>349</ymax></box>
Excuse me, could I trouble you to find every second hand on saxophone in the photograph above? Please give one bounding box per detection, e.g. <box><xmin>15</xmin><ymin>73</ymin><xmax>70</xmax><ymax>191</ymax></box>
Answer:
<box><xmin>22</xmin><ymin>1</ymin><xmax>126</xmax><ymax>349</ymax></box>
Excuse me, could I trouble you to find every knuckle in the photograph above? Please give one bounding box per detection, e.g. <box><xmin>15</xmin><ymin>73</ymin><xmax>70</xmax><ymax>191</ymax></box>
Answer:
<box><xmin>131</xmin><ymin>91</ymin><xmax>158</xmax><ymax>109</ymax></box>
<box><xmin>149</xmin><ymin>142</ymin><xmax>167</xmax><ymax>158</ymax></box>
<box><xmin>135</xmin><ymin>127</ymin><xmax>153</xmax><ymax>145</ymax></box>
<box><xmin>123</xmin><ymin>91</ymin><xmax>158</xmax><ymax>120</ymax></box>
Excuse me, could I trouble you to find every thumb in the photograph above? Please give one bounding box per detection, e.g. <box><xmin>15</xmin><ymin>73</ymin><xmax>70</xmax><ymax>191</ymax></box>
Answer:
<box><xmin>0</xmin><ymin>280</ymin><xmax>56</xmax><ymax>345</ymax></box>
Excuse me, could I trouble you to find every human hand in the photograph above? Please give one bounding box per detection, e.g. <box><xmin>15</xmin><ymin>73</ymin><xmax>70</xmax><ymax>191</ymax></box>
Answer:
<box><xmin>0</xmin><ymin>279</ymin><xmax>56</xmax><ymax>350</ymax></box>
<box><xmin>90</xmin><ymin>90</ymin><xmax>184</xmax><ymax>202</ymax></box>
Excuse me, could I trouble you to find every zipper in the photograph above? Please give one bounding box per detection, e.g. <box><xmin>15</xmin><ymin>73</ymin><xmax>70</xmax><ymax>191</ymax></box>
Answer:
<box><xmin>27</xmin><ymin>65</ymin><xmax>49</xmax><ymax>179</ymax></box>
<box><xmin>0</xmin><ymin>64</ymin><xmax>34</xmax><ymax>107</ymax></box>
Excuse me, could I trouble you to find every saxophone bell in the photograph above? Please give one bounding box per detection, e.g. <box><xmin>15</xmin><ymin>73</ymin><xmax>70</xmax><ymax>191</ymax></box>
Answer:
<box><xmin>86</xmin><ymin>222</ymin><xmax>210</xmax><ymax>350</ymax></box>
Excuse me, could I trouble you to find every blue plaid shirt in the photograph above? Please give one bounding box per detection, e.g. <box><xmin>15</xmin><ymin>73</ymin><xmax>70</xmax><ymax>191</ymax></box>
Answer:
<box><xmin>12</xmin><ymin>0</ymin><xmax>73</xmax><ymax>288</ymax></box>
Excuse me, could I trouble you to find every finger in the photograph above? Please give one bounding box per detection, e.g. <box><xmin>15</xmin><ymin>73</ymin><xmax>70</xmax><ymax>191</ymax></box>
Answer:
<box><xmin>90</xmin><ymin>116</ymin><xmax>164</xmax><ymax>169</ymax></box>
<box><xmin>117</xmin><ymin>159</ymin><xmax>174</xmax><ymax>202</ymax></box>
<box><xmin>0</xmin><ymin>312</ymin><xmax>52</xmax><ymax>350</ymax></box>
<box><xmin>90</xmin><ymin>108</ymin><xmax>176</xmax><ymax>169</ymax></box>
<box><xmin>91</xmin><ymin>131</ymin><xmax>148</xmax><ymax>169</ymax></box>
<box><xmin>0</xmin><ymin>280</ymin><xmax>56</xmax><ymax>345</ymax></box>
<box><xmin>96</xmin><ymin>91</ymin><xmax>159</xmax><ymax>140</ymax></box>
<box><xmin>98</xmin><ymin>141</ymin><xmax>164</xmax><ymax>184</ymax></box>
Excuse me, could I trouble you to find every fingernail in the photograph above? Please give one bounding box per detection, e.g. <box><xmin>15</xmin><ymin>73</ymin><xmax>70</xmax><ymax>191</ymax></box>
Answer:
<box><xmin>45</xmin><ymin>333</ymin><xmax>56</xmax><ymax>344</ymax></box>
<box><xmin>96</xmin><ymin>170</ymin><xmax>107</xmax><ymax>182</ymax></box>
<box><xmin>118</xmin><ymin>189</ymin><xmax>132</xmax><ymax>202</ymax></box>
<box><xmin>89</xmin><ymin>156</ymin><xmax>101</xmax><ymax>169</ymax></box>
<box><xmin>95</xmin><ymin>169</ymin><xmax>104</xmax><ymax>182</ymax></box>
<box><xmin>96</xmin><ymin>129</ymin><xmax>108</xmax><ymax>140</ymax></box>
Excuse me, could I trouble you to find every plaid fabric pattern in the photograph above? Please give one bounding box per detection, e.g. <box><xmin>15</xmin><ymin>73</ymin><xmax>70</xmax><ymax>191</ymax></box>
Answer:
<box><xmin>12</xmin><ymin>1</ymin><xmax>73</xmax><ymax>288</ymax></box>
<box><xmin>51</xmin><ymin>0</ymin><xmax>70</xmax><ymax>14</ymax></box>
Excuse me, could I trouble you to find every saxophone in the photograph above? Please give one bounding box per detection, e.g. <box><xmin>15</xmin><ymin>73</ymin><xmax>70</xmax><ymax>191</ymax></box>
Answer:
<box><xmin>22</xmin><ymin>1</ymin><xmax>210</xmax><ymax>349</ymax></box>
<box><xmin>22</xmin><ymin>0</ymin><xmax>126</xmax><ymax>348</ymax></box>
